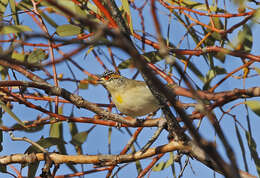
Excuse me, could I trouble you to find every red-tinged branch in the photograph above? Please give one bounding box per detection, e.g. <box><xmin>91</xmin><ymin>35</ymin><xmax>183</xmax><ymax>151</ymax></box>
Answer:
<box><xmin>159</xmin><ymin>0</ymin><xmax>255</xmax><ymax>18</ymax></box>
<box><xmin>0</xmin><ymin>59</ymin><xmax>45</xmax><ymax>83</ymax></box>
<box><xmin>0</xmin><ymin>141</ymin><xmax>256</xmax><ymax>178</ymax></box>
<box><xmin>0</xmin><ymin>81</ymin><xmax>259</xmax><ymax>125</ymax></box>
<box><xmin>0</xmin><ymin>80</ymin><xmax>159</xmax><ymax>126</ymax></box>
<box><xmin>49</xmin><ymin>167</ymin><xmax>110</xmax><ymax>178</ymax></box>
<box><xmin>138</xmin><ymin>153</ymin><xmax>164</xmax><ymax>178</ymax></box>
<box><xmin>92</xmin><ymin>0</ymin><xmax>118</xmax><ymax>28</ymax></box>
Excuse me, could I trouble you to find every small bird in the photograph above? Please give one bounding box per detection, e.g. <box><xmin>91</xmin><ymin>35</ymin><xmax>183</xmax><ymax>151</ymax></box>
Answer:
<box><xmin>98</xmin><ymin>70</ymin><xmax>160</xmax><ymax>117</ymax></box>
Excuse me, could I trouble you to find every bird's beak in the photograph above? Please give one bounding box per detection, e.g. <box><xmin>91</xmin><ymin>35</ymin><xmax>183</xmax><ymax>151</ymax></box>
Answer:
<box><xmin>97</xmin><ymin>79</ymin><xmax>103</xmax><ymax>84</ymax></box>
<box><xmin>96</xmin><ymin>75</ymin><xmax>105</xmax><ymax>84</ymax></box>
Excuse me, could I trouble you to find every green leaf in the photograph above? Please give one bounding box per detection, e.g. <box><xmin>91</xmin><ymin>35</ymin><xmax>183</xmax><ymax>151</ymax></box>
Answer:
<box><xmin>67</xmin><ymin>122</ymin><xmax>80</xmax><ymax>173</ymax></box>
<box><xmin>153</xmin><ymin>152</ymin><xmax>174</xmax><ymax>171</ymax></box>
<box><xmin>0</xmin><ymin>25</ymin><xmax>32</xmax><ymax>34</ymax></box>
<box><xmin>0</xmin><ymin>100</ymin><xmax>25</xmax><ymax>127</ymax></box>
<box><xmin>70</xmin><ymin>131</ymin><xmax>89</xmax><ymax>147</ymax></box>
<box><xmin>18</xmin><ymin>0</ymin><xmax>87</xmax><ymax>18</ymax></box>
<box><xmin>12</xmin><ymin>50</ymin><xmax>47</xmax><ymax>65</ymax></box>
<box><xmin>255</xmin><ymin>67</ymin><xmax>260</xmax><ymax>75</ymax></box>
<box><xmin>49</xmin><ymin>120</ymin><xmax>68</xmax><ymax>157</ymax></box>
<box><xmin>27</xmin><ymin>49</ymin><xmax>48</xmax><ymax>64</ymax></box>
<box><xmin>56</xmin><ymin>0</ymin><xmax>86</xmax><ymax>17</ymax></box>
<box><xmin>203</xmin><ymin>66</ymin><xmax>227</xmax><ymax>90</ymax></box>
<box><xmin>165</xmin><ymin>0</ymin><xmax>224</xmax><ymax>12</ymax></box>
<box><xmin>121</xmin><ymin>0</ymin><xmax>133</xmax><ymax>34</ymax></box>
<box><xmin>235</xmin><ymin>123</ymin><xmax>248</xmax><ymax>172</ymax></box>
<box><xmin>40</xmin><ymin>11</ymin><xmax>58</xmax><ymax>28</ymax></box>
<box><xmin>25</xmin><ymin>137</ymin><xmax>66</xmax><ymax>153</ymax></box>
<box><xmin>70</xmin><ymin>126</ymin><xmax>95</xmax><ymax>147</ymax></box>
<box><xmin>0</xmin><ymin>130</ymin><xmax>2</xmax><ymax>152</ymax></box>
<box><xmin>108</xmin><ymin>127</ymin><xmax>112</xmax><ymax>151</ymax></box>
<box><xmin>11</xmin><ymin>51</ymin><xmax>26</xmax><ymax>61</ymax></box>
<box><xmin>237</xmin><ymin>25</ymin><xmax>253</xmax><ymax>52</ymax></box>
<box><xmin>204</xmin><ymin>35</ymin><xmax>216</xmax><ymax>46</ymax></box>
<box><xmin>229</xmin><ymin>25</ymin><xmax>253</xmax><ymax>52</ymax></box>
<box><xmin>0</xmin><ymin>65</ymin><xmax>5</xmax><ymax>72</ymax></box>
<box><xmin>49</xmin><ymin>121</ymin><xmax>62</xmax><ymax>138</ymax></box>
<box><xmin>85</xmin><ymin>1</ymin><xmax>99</xmax><ymax>15</ymax></box>
<box><xmin>233</xmin><ymin>0</ymin><xmax>246</xmax><ymax>7</ymax></box>
<box><xmin>0</xmin><ymin>0</ymin><xmax>9</xmax><ymax>20</ymax></box>
<box><xmin>52</xmin><ymin>120</ymin><xmax>79</xmax><ymax>173</ymax></box>
<box><xmin>0</xmin><ymin>107</ymin><xmax>2</xmax><ymax>123</ymax></box>
<box><xmin>135</xmin><ymin>159</ymin><xmax>142</xmax><ymax>174</ymax></box>
<box><xmin>17</xmin><ymin>0</ymin><xmax>32</xmax><ymax>10</ymax></box>
<box><xmin>165</xmin><ymin>152</ymin><xmax>174</xmax><ymax>168</ymax></box>
<box><xmin>28</xmin><ymin>162</ymin><xmax>39</xmax><ymax>178</ymax></box>
<box><xmin>245</xmin><ymin>100</ymin><xmax>260</xmax><ymax>117</ymax></box>
<box><xmin>78</xmin><ymin>79</ymin><xmax>89</xmax><ymax>90</ymax></box>
<box><xmin>206</xmin><ymin>17</ymin><xmax>223</xmax><ymax>41</ymax></box>
<box><xmin>0</xmin><ymin>65</ymin><xmax>8</xmax><ymax>80</ymax></box>
<box><xmin>10</xmin><ymin>123</ymin><xmax>43</xmax><ymax>133</ymax></box>
<box><xmin>135</xmin><ymin>161</ymin><xmax>142</xmax><ymax>174</ymax></box>
<box><xmin>71</xmin><ymin>125</ymin><xmax>96</xmax><ymax>146</ymax></box>
<box><xmin>58</xmin><ymin>106</ymin><xmax>63</xmax><ymax>115</ymax></box>
<box><xmin>9</xmin><ymin>0</ymin><xmax>19</xmax><ymax>25</ymax></box>
<box><xmin>245</xmin><ymin>131</ymin><xmax>260</xmax><ymax>176</ymax></box>
<box><xmin>252</xmin><ymin>8</ymin><xmax>260</xmax><ymax>23</ymax></box>
<box><xmin>171</xmin><ymin>156</ymin><xmax>177</xmax><ymax>178</ymax></box>
<box><xmin>0</xmin><ymin>164</ymin><xmax>6</xmax><ymax>173</ymax></box>
<box><xmin>214</xmin><ymin>52</ymin><xmax>226</xmax><ymax>63</ymax></box>
<box><xmin>69</xmin><ymin>122</ymin><xmax>78</xmax><ymax>137</ymax></box>
<box><xmin>118</xmin><ymin>51</ymin><xmax>163</xmax><ymax>69</ymax></box>
<box><xmin>152</xmin><ymin>161</ymin><xmax>167</xmax><ymax>171</ymax></box>
<box><xmin>56</xmin><ymin>24</ymin><xmax>82</xmax><ymax>37</ymax></box>
<box><xmin>131</xmin><ymin>145</ymin><xmax>142</xmax><ymax>174</ymax></box>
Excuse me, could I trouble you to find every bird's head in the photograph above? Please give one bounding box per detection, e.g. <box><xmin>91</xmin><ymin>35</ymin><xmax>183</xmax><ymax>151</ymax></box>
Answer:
<box><xmin>97</xmin><ymin>70</ymin><xmax>126</xmax><ymax>91</ymax></box>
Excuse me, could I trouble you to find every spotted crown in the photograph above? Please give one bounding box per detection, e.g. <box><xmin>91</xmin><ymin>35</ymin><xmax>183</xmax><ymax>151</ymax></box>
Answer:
<box><xmin>100</xmin><ymin>70</ymin><xmax>121</xmax><ymax>81</ymax></box>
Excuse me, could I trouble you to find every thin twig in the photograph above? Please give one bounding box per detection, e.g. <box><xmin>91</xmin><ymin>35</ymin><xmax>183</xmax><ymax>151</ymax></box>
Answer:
<box><xmin>9</xmin><ymin>131</ymin><xmax>46</xmax><ymax>153</ymax></box>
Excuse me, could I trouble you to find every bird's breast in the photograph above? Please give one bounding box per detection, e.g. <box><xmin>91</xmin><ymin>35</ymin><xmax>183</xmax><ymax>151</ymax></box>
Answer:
<box><xmin>111</xmin><ymin>85</ymin><xmax>159</xmax><ymax>117</ymax></box>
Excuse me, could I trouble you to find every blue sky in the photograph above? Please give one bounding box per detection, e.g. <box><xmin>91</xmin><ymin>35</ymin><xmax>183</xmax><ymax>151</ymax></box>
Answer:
<box><xmin>1</xmin><ymin>0</ymin><xmax>260</xmax><ymax>177</ymax></box>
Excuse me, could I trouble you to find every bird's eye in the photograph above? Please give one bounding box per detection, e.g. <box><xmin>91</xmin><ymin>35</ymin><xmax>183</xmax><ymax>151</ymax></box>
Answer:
<box><xmin>105</xmin><ymin>76</ymin><xmax>111</xmax><ymax>80</ymax></box>
<box><xmin>103</xmin><ymin>73</ymin><xmax>119</xmax><ymax>81</ymax></box>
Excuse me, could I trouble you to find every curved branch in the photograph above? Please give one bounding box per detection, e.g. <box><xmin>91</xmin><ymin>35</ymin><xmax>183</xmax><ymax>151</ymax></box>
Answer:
<box><xmin>0</xmin><ymin>141</ymin><xmax>189</xmax><ymax>165</ymax></box>
<box><xmin>0</xmin><ymin>80</ymin><xmax>159</xmax><ymax>127</ymax></box>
